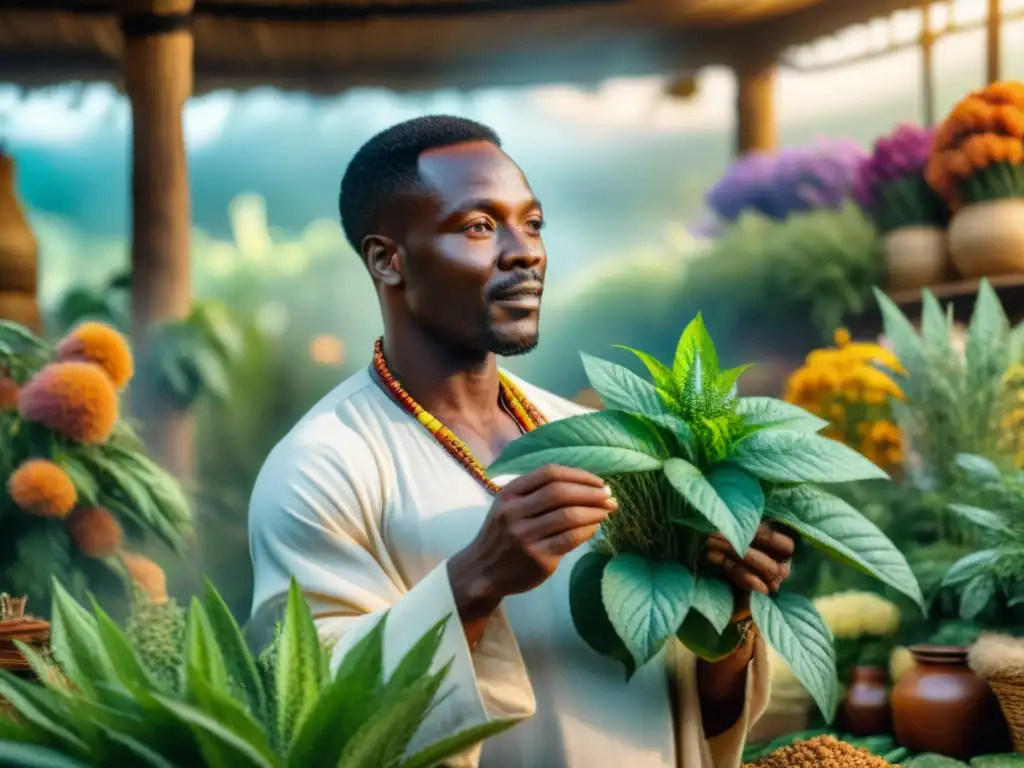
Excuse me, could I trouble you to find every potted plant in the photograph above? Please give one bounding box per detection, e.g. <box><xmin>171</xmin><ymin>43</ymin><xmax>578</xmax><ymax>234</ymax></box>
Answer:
<box><xmin>0</xmin><ymin>320</ymin><xmax>191</xmax><ymax>615</ymax></box>
<box><xmin>925</xmin><ymin>80</ymin><xmax>1024</xmax><ymax>278</ymax></box>
<box><xmin>488</xmin><ymin>314</ymin><xmax>924</xmax><ymax>724</ymax></box>
<box><xmin>0</xmin><ymin>578</ymin><xmax>513</xmax><ymax>766</ymax></box>
<box><xmin>854</xmin><ymin>123</ymin><xmax>950</xmax><ymax>291</ymax></box>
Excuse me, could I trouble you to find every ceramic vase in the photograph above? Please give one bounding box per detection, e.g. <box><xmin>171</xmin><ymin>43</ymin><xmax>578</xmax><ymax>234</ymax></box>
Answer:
<box><xmin>882</xmin><ymin>225</ymin><xmax>948</xmax><ymax>292</ymax></box>
<box><xmin>891</xmin><ymin>645</ymin><xmax>1010</xmax><ymax>759</ymax></box>
<box><xmin>948</xmin><ymin>198</ymin><xmax>1024</xmax><ymax>278</ymax></box>
<box><xmin>841</xmin><ymin>665</ymin><xmax>892</xmax><ymax>736</ymax></box>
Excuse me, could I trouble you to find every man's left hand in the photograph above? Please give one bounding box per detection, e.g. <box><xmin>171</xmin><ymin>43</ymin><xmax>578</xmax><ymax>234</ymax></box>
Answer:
<box><xmin>706</xmin><ymin>522</ymin><xmax>796</xmax><ymax>618</ymax></box>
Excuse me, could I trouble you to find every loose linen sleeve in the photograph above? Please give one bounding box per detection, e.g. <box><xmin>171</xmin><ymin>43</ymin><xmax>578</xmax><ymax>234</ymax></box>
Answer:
<box><xmin>248</xmin><ymin>428</ymin><xmax>535</xmax><ymax>766</ymax></box>
<box><xmin>671</xmin><ymin>634</ymin><xmax>771</xmax><ymax>767</ymax></box>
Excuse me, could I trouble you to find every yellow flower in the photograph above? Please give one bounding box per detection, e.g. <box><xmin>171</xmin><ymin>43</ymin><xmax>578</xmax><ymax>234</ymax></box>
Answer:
<box><xmin>813</xmin><ymin>591</ymin><xmax>901</xmax><ymax>638</ymax></box>
<box><xmin>833</xmin><ymin>327</ymin><xmax>852</xmax><ymax>348</ymax></box>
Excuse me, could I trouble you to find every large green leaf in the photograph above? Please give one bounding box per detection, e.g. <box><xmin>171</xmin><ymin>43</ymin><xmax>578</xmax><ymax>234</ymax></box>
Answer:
<box><xmin>690</xmin><ymin>576</ymin><xmax>735</xmax><ymax>634</ymax></box>
<box><xmin>287</xmin><ymin>616</ymin><xmax>387</xmax><ymax>767</ymax></box>
<box><xmin>488</xmin><ymin>410</ymin><xmax>668</xmax><ymax>477</ymax></box>
<box><xmin>874</xmin><ymin>288</ymin><xmax>924</xmax><ymax>398</ymax></box>
<box><xmin>729</xmin><ymin>429</ymin><xmax>889</xmax><ymax>484</ymax></box>
<box><xmin>186</xmin><ymin>673</ymin><xmax>278</xmax><ymax>765</ymax></box>
<box><xmin>381</xmin><ymin>617</ymin><xmax>449</xmax><ymax>701</ymax></box>
<box><xmin>184</xmin><ymin>599</ymin><xmax>230</xmax><ymax>696</ymax></box>
<box><xmin>675</xmin><ymin>613</ymin><xmax>744</xmax><ymax>663</ymax></box>
<box><xmin>335</xmin><ymin>670</ymin><xmax>445</xmax><ymax>768</ymax></box>
<box><xmin>966</xmin><ymin>279</ymin><xmax>1010</xmax><ymax>397</ymax></box>
<box><xmin>648</xmin><ymin>413</ymin><xmax>698</xmax><ymax>462</ymax></box>
<box><xmin>202</xmin><ymin>579</ymin><xmax>268</xmax><ymax>724</ymax></box>
<box><xmin>48</xmin><ymin>578</ymin><xmax>114</xmax><ymax>697</ymax></box>
<box><xmin>601</xmin><ymin>554</ymin><xmax>695</xmax><ymax>668</ymax></box>
<box><xmin>947</xmin><ymin>504</ymin><xmax>1011</xmax><ymax>536</ymax></box>
<box><xmin>942</xmin><ymin>550</ymin><xmax>1000</xmax><ymax>588</ymax></box>
<box><xmin>579</xmin><ymin>352</ymin><xmax>670</xmax><ymax>418</ymax></box>
<box><xmin>663</xmin><ymin>458</ymin><xmax>756</xmax><ymax>554</ymax></box>
<box><xmin>0</xmin><ymin>742</ymin><xmax>92</xmax><ymax>768</ymax></box>
<box><xmin>275</xmin><ymin>580</ymin><xmax>328</xmax><ymax>751</ymax></box>
<box><xmin>765</xmin><ymin>486</ymin><xmax>924</xmax><ymax>611</ymax></box>
<box><xmin>400</xmin><ymin>719</ymin><xmax>520</xmax><ymax>768</ymax></box>
<box><xmin>959</xmin><ymin>573</ymin><xmax>996</xmax><ymax>620</ymax></box>
<box><xmin>88</xmin><ymin>596</ymin><xmax>155</xmax><ymax>691</ymax></box>
<box><xmin>733</xmin><ymin>397</ymin><xmax>828</xmax><ymax>434</ymax></box>
<box><xmin>705</xmin><ymin>463</ymin><xmax>764</xmax><ymax>556</ymax></box>
<box><xmin>953</xmin><ymin>453</ymin><xmax>1002</xmax><ymax>484</ymax></box>
<box><xmin>750</xmin><ymin>591</ymin><xmax>838</xmax><ymax>722</ymax></box>
<box><xmin>673</xmin><ymin>313</ymin><xmax>719</xmax><ymax>383</ymax></box>
<box><xmin>568</xmin><ymin>552</ymin><xmax>635</xmax><ymax>677</ymax></box>
<box><xmin>0</xmin><ymin>673</ymin><xmax>87</xmax><ymax>755</ymax></box>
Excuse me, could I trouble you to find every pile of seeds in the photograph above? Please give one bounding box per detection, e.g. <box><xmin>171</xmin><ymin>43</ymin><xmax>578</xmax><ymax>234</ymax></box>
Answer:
<box><xmin>743</xmin><ymin>735</ymin><xmax>897</xmax><ymax>768</ymax></box>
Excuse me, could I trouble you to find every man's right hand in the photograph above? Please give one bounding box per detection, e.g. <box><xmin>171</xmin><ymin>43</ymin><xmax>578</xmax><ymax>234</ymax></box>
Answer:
<box><xmin>447</xmin><ymin>464</ymin><xmax>617</xmax><ymax>641</ymax></box>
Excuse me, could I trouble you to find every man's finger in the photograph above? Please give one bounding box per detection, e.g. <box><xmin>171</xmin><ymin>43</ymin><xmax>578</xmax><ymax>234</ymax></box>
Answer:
<box><xmin>707</xmin><ymin>552</ymin><xmax>770</xmax><ymax>594</ymax></box>
<box><xmin>521</xmin><ymin>505</ymin><xmax>612</xmax><ymax>540</ymax></box>
<box><xmin>502</xmin><ymin>464</ymin><xmax>607</xmax><ymax>497</ymax></box>
<box><xmin>540</xmin><ymin>523</ymin><xmax>603</xmax><ymax>555</ymax></box>
<box><xmin>752</xmin><ymin>524</ymin><xmax>796</xmax><ymax>560</ymax></box>
<box><xmin>519</xmin><ymin>481</ymin><xmax>617</xmax><ymax>517</ymax></box>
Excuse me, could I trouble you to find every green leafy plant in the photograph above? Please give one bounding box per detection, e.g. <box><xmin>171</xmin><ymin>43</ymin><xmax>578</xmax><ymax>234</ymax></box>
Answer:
<box><xmin>940</xmin><ymin>452</ymin><xmax>1024</xmax><ymax>621</ymax></box>
<box><xmin>139</xmin><ymin>301</ymin><xmax>247</xmax><ymax>409</ymax></box>
<box><xmin>488</xmin><ymin>314</ymin><xmax>924</xmax><ymax>723</ymax></box>
<box><xmin>0</xmin><ymin>578</ymin><xmax>516</xmax><ymax>767</ymax></box>
<box><xmin>874</xmin><ymin>280</ymin><xmax>1020</xmax><ymax>495</ymax></box>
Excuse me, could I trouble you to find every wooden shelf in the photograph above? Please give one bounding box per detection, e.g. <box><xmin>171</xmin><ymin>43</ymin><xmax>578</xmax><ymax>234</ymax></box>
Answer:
<box><xmin>849</xmin><ymin>275</ymin><xmax>1024</xmax><ymax>338</ymax></box>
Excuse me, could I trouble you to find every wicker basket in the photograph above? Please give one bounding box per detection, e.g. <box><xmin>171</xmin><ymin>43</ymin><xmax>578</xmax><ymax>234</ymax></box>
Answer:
<box><xmin>989</xmin><ymin>679</ymin><xmax>1024</xmax><ymax>754</ymax></box>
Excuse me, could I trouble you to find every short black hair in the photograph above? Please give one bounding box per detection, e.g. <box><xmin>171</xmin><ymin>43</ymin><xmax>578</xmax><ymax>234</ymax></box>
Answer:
<box><xmin>338</xmin><ymin>114</ymin><xmax>502</xmax><ymax>253</ymax></box>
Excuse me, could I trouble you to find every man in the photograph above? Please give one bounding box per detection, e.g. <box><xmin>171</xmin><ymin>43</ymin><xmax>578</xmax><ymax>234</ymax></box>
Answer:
<box><xmin>248</xmin><ymin>115</ymin><xmax>794</xmax><ymax>767</ymax></box>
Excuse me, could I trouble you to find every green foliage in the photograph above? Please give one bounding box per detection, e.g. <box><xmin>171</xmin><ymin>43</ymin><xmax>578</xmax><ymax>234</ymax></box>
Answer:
<box><xmin>939</xmin><ymin>452</ymin><xmax>1024</xmax><ymax>621</ymax></box>
<box><xmin>489</xmin><ymin>314</ymin><xmax>922</xmax><ymax>722</ymax></box>
<box><xmin>875</xmin><ymin>280</ymin><xmax>1016</xmax><ymax>494</ymax></box>
<box><xmin>124</xmin><ymin>589</ymin><xmax>187</xmax><ymax>694</ymax></box>
<box><xmin>0</xmin><ymin>578</ymin><xmax>516</xmax><ymax>767</ymax></box>
<box><xmin>0</xmin><ymin>321</ymin><xmax>192</xmax><ymax>617</ymax></box>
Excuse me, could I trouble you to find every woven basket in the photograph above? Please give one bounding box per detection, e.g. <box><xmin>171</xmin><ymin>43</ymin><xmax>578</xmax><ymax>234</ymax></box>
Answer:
<box><xmin>990</xmin><ymin>679</ymin><xmax>1024</xmax><ymax>754</ymax></box>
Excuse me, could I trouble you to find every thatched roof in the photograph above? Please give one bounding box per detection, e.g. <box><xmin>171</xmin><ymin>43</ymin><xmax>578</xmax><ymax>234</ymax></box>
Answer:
<box><xmin>1</xmin><ymin>0</ymin><xmax>924</xmax><ymax>94</ymax></box>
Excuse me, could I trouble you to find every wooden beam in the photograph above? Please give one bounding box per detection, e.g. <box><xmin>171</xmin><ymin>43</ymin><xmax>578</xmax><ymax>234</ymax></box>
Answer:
<box><xmin>987</xmin><ymin>0</ymin><xmax>1001</xmax><ymax>83</ymax></box>
<box><xmin>921</xmin><ymin>0</ymin><xmax>935</xmax><ymax>125</ymax></box>
<box><xmin>122</xmin><ymin>0</ymin><xmax>195</xmax><ymax>476</ymax></box>
<box><xmin>734</xmin><ymin>52</ymin><xmax>778</xmax><ymax>155</ymax></box>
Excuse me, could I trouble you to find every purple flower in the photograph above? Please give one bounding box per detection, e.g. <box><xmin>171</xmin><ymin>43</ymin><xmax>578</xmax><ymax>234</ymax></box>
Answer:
<box><xmin>854</xmin><ymin>123</ymin><xmax>936</xmax><ymax>210</ymax></box>
<box><xmin>706</xmin><ymin>138</ymin><xmax>867</xmax><ymax>222</ymax></box>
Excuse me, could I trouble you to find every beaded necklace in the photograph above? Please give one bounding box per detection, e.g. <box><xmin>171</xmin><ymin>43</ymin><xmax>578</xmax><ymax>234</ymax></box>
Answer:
<box><xmin>372</xmin><ymin>337</ymin><xmax>547</xmax><ymax>494</ymax></box>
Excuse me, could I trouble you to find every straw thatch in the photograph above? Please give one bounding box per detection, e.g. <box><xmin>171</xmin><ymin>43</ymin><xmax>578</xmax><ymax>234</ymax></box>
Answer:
<box><xmin>0</xmin><ymin>0</ymin><xmax>924</xmax><ymax>94</ymax></box>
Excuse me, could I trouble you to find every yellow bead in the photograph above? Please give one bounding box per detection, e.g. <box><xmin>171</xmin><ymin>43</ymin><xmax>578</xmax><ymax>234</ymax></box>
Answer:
<box><xmin>417</xmin><ymin>411</ymin><xmax>434</xmax><ymax>426</ymax></box>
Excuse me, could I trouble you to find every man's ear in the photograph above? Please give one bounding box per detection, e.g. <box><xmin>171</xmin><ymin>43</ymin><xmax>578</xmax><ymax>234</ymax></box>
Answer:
<box><xmin>363</xmin><ymin>235</ymin><xmax>403</xmax><ymax>287</ymax></box>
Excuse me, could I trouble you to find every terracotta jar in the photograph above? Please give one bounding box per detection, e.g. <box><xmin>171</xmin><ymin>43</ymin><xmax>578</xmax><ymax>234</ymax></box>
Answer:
<box><xmin>841</xmin><ymin>666</ymin><xmax>892</xmax><ymax>736</ymax></box>
<box><xmin>882</xmin><ymin>225</ymin><xmax>948</xmax><ymax>292</ymax></box>
<box><xmin>948</xmin><ymin>198</ymin><xmax>1024</xmax><ymax>278</ymax></box>
<box><xmin>891</xmin><ymin>645</ymin><xmax>1010</xmax><ymax>759</ymax></box>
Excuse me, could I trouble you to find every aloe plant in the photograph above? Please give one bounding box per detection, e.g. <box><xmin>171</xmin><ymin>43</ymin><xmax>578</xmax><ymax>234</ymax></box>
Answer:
<box><xmin>0</xmin><ymin>578</ymin><xmax>515</xmax><ymax>767</ymax></box>
<box><xmin>488</xmin><ymin>313</ymin><xmax>924</xmax><ymax>723</ymax></box>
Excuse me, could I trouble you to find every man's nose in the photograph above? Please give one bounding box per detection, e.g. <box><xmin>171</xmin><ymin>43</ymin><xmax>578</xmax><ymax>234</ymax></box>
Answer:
<box><xmin>497</xmin><ymin>225</ymin><xmax>544</xmax><ymax>269</ymax></box>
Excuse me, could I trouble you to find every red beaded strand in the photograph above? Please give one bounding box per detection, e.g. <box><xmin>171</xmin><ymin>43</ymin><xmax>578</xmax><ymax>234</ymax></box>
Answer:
<box><xmin>372</xmin><ymin>337</ymin><xmax>547</xmax><ymax>494</ymax></box>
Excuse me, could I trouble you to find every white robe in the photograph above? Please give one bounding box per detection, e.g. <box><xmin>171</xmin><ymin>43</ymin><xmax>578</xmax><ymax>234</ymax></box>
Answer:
<box><xmin>248</xmin><ymin>367</ymin><xmax>770</xmax><ymax>767</ymax></box>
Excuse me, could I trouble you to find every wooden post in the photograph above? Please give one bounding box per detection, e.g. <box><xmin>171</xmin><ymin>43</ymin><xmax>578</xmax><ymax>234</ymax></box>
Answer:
<box><xmin>987</xmin><ymin>0</ymin><xmax>1002</xmax><ymax>84</ymax></box>
<box><xmin>0</xmin><ymin>152</ymin><xmax>41</xmax><ymax>333</ymax></box>
<box><xmin>734</xmin><ymin>53</ymin><xmax>778</xmax><ymax>156</ymax></box>
<box><xmin>921</xmin><ymin>0</ymin><xmax>935</xmax><ymax>126</ymax></box>
<box><xmin>121</xmin><ymin>0</ymin><xmax>195</xmax><ymax>477</ymax></box>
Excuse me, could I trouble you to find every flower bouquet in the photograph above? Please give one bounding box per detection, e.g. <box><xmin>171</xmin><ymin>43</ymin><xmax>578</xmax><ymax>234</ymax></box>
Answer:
<box><xmin>706</xmin><ymin>139</ymin><xmax>865</xmax><ymax>225</ymax></box>
<box><xmin>784</xmin><ymin>328</ymin><xmax>905</xmax><ymax>470</ymax></box>
<box><xmin>0</xmin><ymin>320</ymin><xmax>191</xmax><ymax>614</ymax></box>
<box><xmin>488</xmin><ymin>315</ymin><xmax>924</xmax><ymax>721</ymax></box>
<box><xmin>925</xmin><ymin>81</ymin><xmax>1024</xmax><ymax>277</ymax></box>
<box><xmin>854</xmin><ymin>124</ymin><xmax>949</xmax><ymax>291</ymax></box>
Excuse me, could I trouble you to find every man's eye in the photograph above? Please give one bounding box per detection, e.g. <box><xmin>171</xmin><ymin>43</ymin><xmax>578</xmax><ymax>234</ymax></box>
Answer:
<box><xmin>465</xmin><ymin>221</ymin><xmax>493</xmax><ymax>234</ymax></box>
<box><xmin>526</xmin><ymin>219</ymin><xmax>545</xmax><ymax>233</ymax></box>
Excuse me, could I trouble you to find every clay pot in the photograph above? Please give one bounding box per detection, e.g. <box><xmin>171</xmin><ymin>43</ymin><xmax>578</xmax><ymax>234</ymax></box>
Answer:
<box><xmin>841</xmin><ymin>666</ymin><xmax>892</xmax><ymax>736</ymax></box>
<box><xmin>949</xmin><ymin>198</ymin><xmax>1024</xmax><ymax>278</ymax></box>
<box><xmin>891</xmin><ymin>645</ymin><xmax>1010</xmax><ymax>759</ymax></box>
<box><xmin>882</xmin><ymin>225</ymin><xmax>948</xmax><ymax>291</ymax></box>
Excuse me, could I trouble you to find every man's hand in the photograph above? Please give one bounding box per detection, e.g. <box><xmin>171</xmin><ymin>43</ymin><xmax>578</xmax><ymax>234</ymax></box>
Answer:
<box><xmin>448</xmin><ymin>464</ymin><xmax>616</xmax><ymax>645</ymax></box>
<box><xmin>697</xmin><ymin>521</ymin><xmax>797</xmax><ymax>737</ymax></box>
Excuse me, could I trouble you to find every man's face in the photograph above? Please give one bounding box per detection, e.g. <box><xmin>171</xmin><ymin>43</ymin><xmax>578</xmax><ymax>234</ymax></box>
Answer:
<box><xmin>395</xmin><ymin>141</ymin><xmax>547</xmax><ymax>356</ymax></box>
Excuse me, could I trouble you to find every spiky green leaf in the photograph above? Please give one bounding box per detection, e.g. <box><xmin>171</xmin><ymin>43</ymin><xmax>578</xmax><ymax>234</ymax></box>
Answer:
<box><xmin>274</xmin><ymin>580</ymin><xmax>325</xmax><ymax>751</ymax></box>
<box><xmin>579</xmin><ymin>352</ymin><xmax>671</xmax><ymax>418</ymax></box>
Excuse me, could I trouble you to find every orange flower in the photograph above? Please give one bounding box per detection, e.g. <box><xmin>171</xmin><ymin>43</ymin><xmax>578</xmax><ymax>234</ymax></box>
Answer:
<box><xmin>0</xmin><ymin>375</ymin><xmax>18</xmax><ymax>411</ymax></box>
<box><xmin>8</xmin><ymin>459</ymin><xmax>77</xmax><ymax>518</ymax></box>
<box><xmin>833</xmin><ymin>327</ymin><xmax>851</xmax><ymax>348</ymax></box>
<box><xmin>55</xmin><ymin>322</ymin><xmax>134</xmax><ymax>391</ymax></box>
<box><xmin>121</xmin><ymin>552</ymin><xmax>168</xmax><ymax>604</ymax></box>
<box><xmin>18</xmin><ymin>361</ymin><xmax>118</xmax><ymax>444</ymax></box>
<box><xmin>67</xmin><ymin>506</ymin><xmax>123</xmax><ymax>558</ymax></box>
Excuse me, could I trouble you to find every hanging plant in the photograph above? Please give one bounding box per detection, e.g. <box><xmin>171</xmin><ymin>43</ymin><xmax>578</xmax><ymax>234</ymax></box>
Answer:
<box><xmin>488</xmin><ymin>314</ymin><xmax>924</xmax><ymax>722</ymax></box>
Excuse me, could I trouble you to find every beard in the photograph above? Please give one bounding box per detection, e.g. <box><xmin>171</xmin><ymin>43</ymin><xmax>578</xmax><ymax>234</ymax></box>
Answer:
<box><xmin>485</xmin><ymin>327</ymin><xmax>540</xmax><ymax>357</ymax></box>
